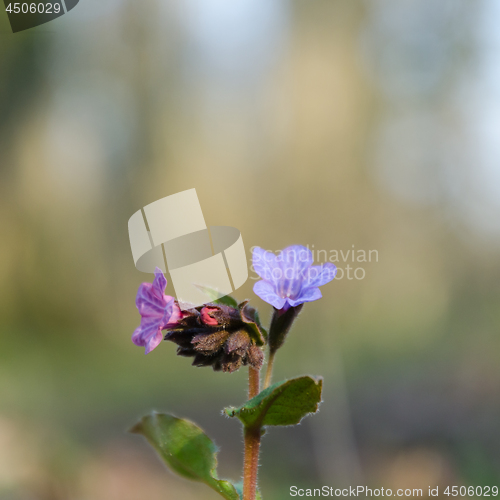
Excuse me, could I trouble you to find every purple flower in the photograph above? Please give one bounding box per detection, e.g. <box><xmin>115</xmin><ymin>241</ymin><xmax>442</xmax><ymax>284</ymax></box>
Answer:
<box><xmin>132</xmin><ymin>267</ymin><xmax>181</xmax><ymax>354</ymax></box>
<box><xmin>252</xmin><ymin>245</ymin><xmax>336</xmax><ymax>310</ymax></box>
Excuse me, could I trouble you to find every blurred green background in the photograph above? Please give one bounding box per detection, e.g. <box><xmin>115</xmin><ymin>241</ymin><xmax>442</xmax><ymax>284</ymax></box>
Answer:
<box><xmin>1</xmin><ymin>1</ymin><xmax>500</xmax><ymax>499</ymax></box>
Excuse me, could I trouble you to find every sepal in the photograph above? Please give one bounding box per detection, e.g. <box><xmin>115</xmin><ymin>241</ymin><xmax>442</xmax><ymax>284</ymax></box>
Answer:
<box><xmin>267</xmin><ymin>304</ymin><xmax>303</xmax><ymax>354</ymax></box>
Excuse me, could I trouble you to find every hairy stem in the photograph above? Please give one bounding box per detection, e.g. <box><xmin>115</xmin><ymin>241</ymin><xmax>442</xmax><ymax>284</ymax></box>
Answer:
<box><xmin>243</xmin><ymin>367</ymin><xmax>261</xmax><ymax>500</ymax></box>
<box><xmin>243</xmin><ymin>426</ymin><xmax>261</xmax><ymax>500</ymax></box>
<box><xmin>248</xmin><ymin>365</ymin><xmax>260</xmax><ymax>399</ymax></box>
<box><xmin>263</xmin><ymin>349</ymin><xmax>276</xmax><ymax>389</ymax></box>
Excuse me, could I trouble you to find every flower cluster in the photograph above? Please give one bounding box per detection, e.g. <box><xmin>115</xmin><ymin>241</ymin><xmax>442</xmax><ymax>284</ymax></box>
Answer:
<box><xmin>131</xmin><ymin>267</ymin><xmax>265</xmax><ymax>372</ymax></box>
<box><xmin>131</xmin><ymin>245</ymin><xmax>336</xmax><ymax>369</ymax></box>
<box><xmin>165</xmin><ymin>301</ymin><xmax>265</xmax><ymax>373</ymax></box>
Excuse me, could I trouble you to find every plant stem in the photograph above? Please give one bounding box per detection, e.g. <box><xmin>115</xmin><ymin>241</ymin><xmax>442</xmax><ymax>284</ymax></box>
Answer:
<box><xmin>243</xmin><ymin>367</ymin><xmax>261</xmax><ymax>500</ymax></box>
<box><xmin>263</xmin><ymin>349</ymin><xmax>276</xmax><ymax>389</ymax></box>
<box><xmin>243</xmin><ymin>426</ymin><xmax>261</xmax><ymax>500</ymax></box>
<box><xmin>248</xmin><ymin>365</ymin><xmax>260</xmax><ymax>399</ymax></box>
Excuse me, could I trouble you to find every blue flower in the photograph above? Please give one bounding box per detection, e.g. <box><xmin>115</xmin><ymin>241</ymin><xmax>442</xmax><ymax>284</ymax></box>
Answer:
<box><xmin>252</xmin><ymin>245</ymin><xmax>336</xmax><ymax>310</ymax></box>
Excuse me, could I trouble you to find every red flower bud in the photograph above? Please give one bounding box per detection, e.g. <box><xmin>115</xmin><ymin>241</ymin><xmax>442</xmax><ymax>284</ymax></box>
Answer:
<box><xmin>200</xmin><ymin>306</ymin><xmax>219</xmax><ymax>326</ymax></box>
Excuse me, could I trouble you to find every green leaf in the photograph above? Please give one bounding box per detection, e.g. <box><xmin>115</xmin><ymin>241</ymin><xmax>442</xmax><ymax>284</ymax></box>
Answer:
<box><xmin>225</xmin><ymin>376</ymin><xmax>323</xmax><ymax>428</ymax></box>
<box><xmin>130</xmin><ymin>412</ymin><xmax>239</xmax><ymax>500</ymax></box>
<box><xmin>214</xmin><ymin>294</ymin><xmax>239</xmax><ymax>308</ymax></box>
<box><xmin>195</xmin><ymin>284</ymin><xmax>239</xmax><ymax>308</ymax></box>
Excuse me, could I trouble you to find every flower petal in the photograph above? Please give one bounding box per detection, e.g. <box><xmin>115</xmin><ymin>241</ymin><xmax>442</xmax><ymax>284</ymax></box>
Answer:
<box><xmin>269</xmin><ymin>246</ymin><xmax>311</xmax><ymax>300</ymax></box>
<box><xmin>253</xmin><ymin>280</ymin><xmax>287</xmax><ymax>310</ymax></box>
<box><xmin>305</xmin><ymin>263</ymin><xmax>337</xmax><ymax>288</ymax></box>
<box><xmin>132</xmin><ymin>316</ymin><xmax>164</xmax><ymax>353</ymax></box>
<box><xmin>131</xmin><ymin>326</ymin><xmax>145</xmax><ymax>346</ymax></box>
<box><xmin>287</xmin><ymin>286</ymin><xmax>322</xmax><ymax>306</ymax></box>
<box><xmin>145</xmin><ymin>329</ymin><xmax>163</xmax><ymax>354</ymax></box>
<box><xmin>152</xmin><ymin>267</ymin><xmax>167</xmax><ymax>298</ymax></box>
<box><xmin>164</xmin><ymin>300</ymin><xmax>183</xmax><ymax>328</ymax></box>
<box><xmin>132</xmin><ymin>270</ymin><xmax>177</xmax><ymax>353</ymax></box>
<box><xmin>272</xmin><ymin>246</ymin><xmax>312</xmax><ymax>297</ymax></box>
<box><xmin>278</xmin><ymin>245</ymin><xmax>313</xmax><ymax>272</ymax></box>
<box><xmin>135</xmin><ymin>283</ymin><xmax>167</xmax><ymax>318</ymax></box>
<box><xmin>252</xmin><ymin>247</ymin><xmax>281</xmax><ymax>283</ymax></box>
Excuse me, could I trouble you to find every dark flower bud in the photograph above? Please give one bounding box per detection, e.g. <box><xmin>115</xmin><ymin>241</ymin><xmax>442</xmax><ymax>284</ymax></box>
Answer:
<box><xmin>247</xmin><ymin>344</ymin><xmax>265</xmax><ymax>368</ymax></box>
<box><xmin>268</xmin><ymin>304</ymin><xmax>303</xmax><ymax>355</ymax></box>
<box><xmin>225</xmin><ymin>330</ymin><xmax>251</xmax><ymax>355</ymax></box>
<box><xmin>164</xmin><ymin>300</ymin><xmax>266</xmax><ymax>373</ymax></box>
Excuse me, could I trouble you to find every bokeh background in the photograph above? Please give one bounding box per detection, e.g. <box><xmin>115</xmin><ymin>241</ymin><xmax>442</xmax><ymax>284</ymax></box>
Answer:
<box><xmin>1</xmin><ymin>0</ymin><xmax>500</xmax><ymax>499</ymax></box>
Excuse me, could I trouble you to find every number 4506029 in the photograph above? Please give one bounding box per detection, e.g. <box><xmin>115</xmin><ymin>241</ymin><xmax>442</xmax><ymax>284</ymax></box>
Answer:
<box><xmin>5</xmin><ymin>3</ymin><xmax>61</xmax><ymax>14</ymax></box>
<box><xmin>444</xmin><ymin>486</ymin><xmax>499</xmax><ymax>497</ymax></box>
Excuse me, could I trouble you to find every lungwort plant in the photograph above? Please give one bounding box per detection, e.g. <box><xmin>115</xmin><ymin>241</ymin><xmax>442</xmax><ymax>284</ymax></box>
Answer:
<box><xmin>130</xmin><ymin>245</ymin><xmax>337</xmax><ymax>500</ymax></box>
